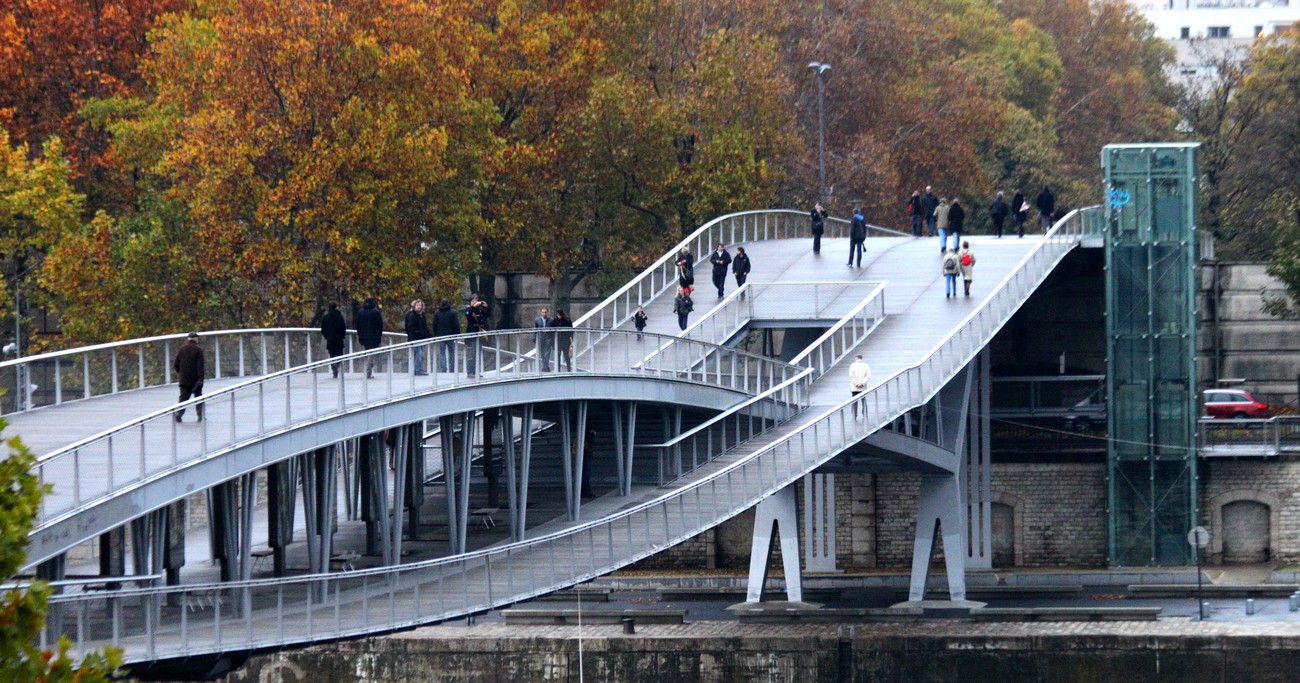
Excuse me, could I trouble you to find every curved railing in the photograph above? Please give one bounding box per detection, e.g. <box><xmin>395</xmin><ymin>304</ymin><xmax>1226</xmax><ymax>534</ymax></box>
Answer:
<box><xmin>0</xmin><ymin>328</ymin><xmax>407</xmax><ymax>416</ymax></box>
<box><xmin>43</xmin><ymin>208</ymin><xmax>1098</xmax><ymax>663</ymax></box>
<box><xmin>29</xmin><ymin>328</ymin><xmax>802</xmax><ymax>543</ymax></box>
<box><xmin>575</xmin><ymin>209</ymin><xmax>905</xmax><ymax>332</ymax></box>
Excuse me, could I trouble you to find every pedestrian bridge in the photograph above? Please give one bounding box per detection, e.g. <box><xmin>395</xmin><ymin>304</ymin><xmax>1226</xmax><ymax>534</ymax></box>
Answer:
<box><xmin>0</xmin><ymin>208</ymin><xmax>1104</xmax><ymax>664</ymax></box>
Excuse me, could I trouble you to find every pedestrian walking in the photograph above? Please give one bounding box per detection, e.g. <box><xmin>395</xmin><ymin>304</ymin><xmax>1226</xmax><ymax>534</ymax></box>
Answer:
<box><xmin>922</xmin><ymin>186</ymin><xmax>939</xmax><ymax>237</ymax></box>
<box><xmin>848</xmin><ymin>354</ymin><xmax>871</xmax><ymax>419</ymax></box>
<box><xmin>1036</xmin><ymin>184</ymin><xmax>1055</xmax><ymax>231</ymax></box>
<box><xmin>553</xmin><ymin>309</ymin><xmax>575</xmax><ymax>371</ymax></box>
<box><xmin>173</xmin><ymin>331</ymin><xmax>205</xmax><ymax>422</ymax></box>
<box><xmin>709</xmin><ymin>242</ymin><xmax>732</xmax><ymax>299</ymax></box>
<box><xmin>989</xmin><ymin>192</ymin><xmax>1009</xmax><ymax>238</ymax></box>
<box><xmin>404</xmin><ymin>299</ymin><xmax>431</xmax><ymax>375</ymax></box>
<box><xmin>934</xmin><ymin>198</ymin><xmax>951</xmax><ymax>253</ymax></box>
<box><xmin>320</xmin><ymin>302</ymin><xmax>347</xmax><ymax>378</ymax></box>
<box><xmin>848</xmin><ymin>206</ymin><xmax>866</xmax><ymax>268</ymax></box>
<box><xmin>633</xmin><ymin>306</ymin><xmax>648</xmax><ymax>340</ymax></box>
<box><xmin>534</xmin><ymin>307</ymin><xmax>553</xmax><ymax>371</ymax></box>
<box><xmin>732</xmin><ymin>246</ymin><xmax>751</xmax><ymax>300</ymax></box>
<box><xmin>355</xmin><ymin>297</ymin><xmax>384</xmax><ymax>378</ymax></box>
<box><xmin>676</xmin><ymin>247</ymin><xmax>694</xmax><ymax>288</ymax></box>
<box><xmin>1012</xmin><ymin>190</ymin><xmax>1028</xmax><ymax>238</ymax></box>
<box><xmin>942</xmin><ymin>248</ymin><xmax>959</xmax><ymax>298</ymax></box>
<box><xmin>908</xmin><ymin>190</ymin><xmax>925</xmax><ymax>237</ymax></box>
<box><xmin>948</xmin><ymin>198</ymin><xmax>966</xmax><ymax>248</ymax></box>
<box><xmin>673</xmin><ymin>286</ymin><xmax>694</xmax><ymax>331</ymax></box>
<box><xmin>958</xmin><ymin>240</ymin><xmax>976</xmax><ymax>297</ymax></box>
<box><xmin>810</xmin><ymin>203</ymin><xmax>827</xmax><ymax>254</ymax></box>
<box><xmin>464</xmin><ymin>294</ymin><xmax>490</xmax><ymax>377</ymax></box>
<box><xmin>432</xmin><ymin>298</ymin><xmax>460</xmax><ymax>372</ymax></box>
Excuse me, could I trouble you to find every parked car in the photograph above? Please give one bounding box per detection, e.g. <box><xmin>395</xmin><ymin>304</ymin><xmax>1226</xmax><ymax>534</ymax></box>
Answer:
<box><xmin>1063</xmin><ymin>385</ymin><xmax>1106</xmax><ymax>432</ymax></box>
<box><xmin>1202</xmin><ymin>389</ymin><xmax>1270</xmax><ymax>419</ymax></box>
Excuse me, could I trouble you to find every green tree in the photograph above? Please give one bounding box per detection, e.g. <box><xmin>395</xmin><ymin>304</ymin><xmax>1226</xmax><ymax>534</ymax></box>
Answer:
<box><xmin>0</xmin><ymin>414</ymin><xmax>122</xmax><ymax>680</ymax></box>
<box><xmin>0</xmin><ymin>128</ymin><xmax>84</xmax><ymax>353</ymax></box>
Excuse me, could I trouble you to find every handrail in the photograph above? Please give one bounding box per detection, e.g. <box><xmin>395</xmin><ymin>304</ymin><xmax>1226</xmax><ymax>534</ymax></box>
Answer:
<box><xmin>574</xmin><ymin>209</ymin><xmax>906</xmax><ymax>334</ymax></box>
<box><xmin>644</xmin><ymin>368</ymin><xmax>815</xmax><ymax>450</ymax></box>
<box><xmin>787</xmin><ymin>281</ymin><xmax>888</xmax><ymax>377</ymax></box>
<box><xmin>0</xmin><ymin>327</ymin><xmax>407</xmax><ymax>415</ymax></box>
<box><xmin>40</xmin><ymin>210</ymin><xmax>1096</xmax><ymax>663</ymax></box>
<box><xmin>28</xmin><ymin>328</ymin><xmax>800</xmax><ymax>538</ymax></box>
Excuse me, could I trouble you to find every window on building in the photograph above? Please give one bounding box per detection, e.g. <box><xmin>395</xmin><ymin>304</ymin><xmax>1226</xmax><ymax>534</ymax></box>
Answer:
<box><xmin>1208</xmin><ymin>26</ymin><xmax>1230</xmax><ymax>38</ymax></box>
<box><xmin>1255</xmin><ymin>26</ymin><xmax>1264</xmax><ymax>37</ymax></box>
<box><xmin>1180</xmin><ymin>26</ymin><xmax>1190</xmax><ymax>39</ymax></box>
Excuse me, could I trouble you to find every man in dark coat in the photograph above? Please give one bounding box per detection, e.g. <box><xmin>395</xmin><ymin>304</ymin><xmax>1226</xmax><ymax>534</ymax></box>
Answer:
<box><xmin>908</xmin><ymin>191</ymin><xmax>924</xmax><ymax>237</ymax></box>
<box><xmin>921</xmin><ymin>186</ymin><xmax>940</xmax><ymax>237</ymax></box>
<box><xmin>432</xmin><ymin>299</ymin><xmax>460</xmax><ymax>373</ymax></box>
<box><xmin>732</xmin><ymin>246</ymin><xmax>751</xmax><ymax>300</ymax></box>
<box><xmin>534</xmin><ymin>306</ymin><xmax>553</xmax><ymax>371</ymax></box>
<box><xmin>989</xmin><ymin>192</ymin><xmax>1009</xmax><ymax>238</ymax></box>
<box><xmin>355</xmin><ymin>297</ymin><xmax>384</xmax><ymax>378</ymax></box>
<box><xmin>948</xmin><ymin>198</ymin><xmax>966</xmax><ymax>247</ymax></box>
<box><xmin>709</xmin><ymin>242</ymin><xmax>732</xmax><ymax>299</ymax></box>
<box><xmin>1011</xmin><ymin>190</ymin><xmax>1028</xmax><ymax>237</ymax></box>
<box><xmin>464</xmin><ymin>294</ymin><xmax>490</xmax><ymax>376</ymax></box>
<box><xmin>320</xmin><ymin>302</ymin><xmax>347</xmax><ymax>378</ymax></box>
<box><xmin>1036</xmin><ymin>184</ymin><xmax>1055</xmax><ymax>231</ymax></box>
<box><xmin>848</xmin><ymin>207</ymin><xmax>867</xmax><ymax>268</ymax></box>
<box><xmin>173</xmin><ymin>331</ymin><xmax>205</xmax><ymax>422</ymax></box>
<box><xmin>809</xmin><ymin>202</ymin><xmax>827</xmax><ymax>254</ymax></box>
<box><xmin>404</xmin><ymin>299</ymin><xmax>432</xmax><ymax>375</ymax></box>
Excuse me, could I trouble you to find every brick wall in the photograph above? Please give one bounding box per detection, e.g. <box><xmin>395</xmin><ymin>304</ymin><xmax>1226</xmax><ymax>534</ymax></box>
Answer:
<box><xmin>990</xmin><ymin>463</ymin><xmax>1108</xmax><ymax>567</ymax></box>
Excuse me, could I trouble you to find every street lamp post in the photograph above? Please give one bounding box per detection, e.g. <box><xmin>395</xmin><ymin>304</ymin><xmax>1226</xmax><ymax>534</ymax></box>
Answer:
<box><xmin>808</xmin><ymin>61</ymin><xmax>831</xmax><ymax>202</ymax></box>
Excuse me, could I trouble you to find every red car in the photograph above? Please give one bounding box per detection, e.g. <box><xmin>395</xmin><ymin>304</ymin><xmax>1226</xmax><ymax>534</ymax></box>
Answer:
<box><xmin>1202</xmin><ymin>389</ymin><xmax>1270</xmax><ymax>419</ymax></box>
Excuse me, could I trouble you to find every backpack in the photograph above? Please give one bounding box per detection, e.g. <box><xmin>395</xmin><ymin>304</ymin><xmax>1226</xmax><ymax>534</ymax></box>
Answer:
<box><xmin>943</xmin><ymin>255</ymin><xmax>957</xmax><ymax>271</ymax></box>
<box><xmin>960</xmin><ymin>252</ymin><xmax>972</xmax><ymax>266</ymax></box>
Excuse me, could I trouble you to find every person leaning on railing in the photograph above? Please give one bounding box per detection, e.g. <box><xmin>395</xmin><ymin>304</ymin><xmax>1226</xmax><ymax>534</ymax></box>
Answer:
<box><xmin>464</xmin><ymin>294</ymin><xmax>490</xmax><ymax>377</ymax></box>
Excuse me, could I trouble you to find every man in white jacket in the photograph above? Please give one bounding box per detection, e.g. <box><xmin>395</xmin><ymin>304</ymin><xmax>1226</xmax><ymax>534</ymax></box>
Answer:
<box><xmin>849</xmin><ymin>354</ymin><xmax>871</xmax><ymax>419</ymax></box>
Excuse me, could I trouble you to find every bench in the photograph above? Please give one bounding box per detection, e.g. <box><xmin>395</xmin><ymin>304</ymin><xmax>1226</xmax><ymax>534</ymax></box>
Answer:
<box><xmin>969</xmin><ymin>607</ymin><xmax>1162</xmax><ymax>622</ymax></box>
<box><xmin>501</xmin><ymin>608</ymin><xmax>687</xmax><ymax>626</ymax></box>
<box><xmin>737</xmin><ymin>607</ymin><xmax>925</xmax><ymax>624</ymax></box>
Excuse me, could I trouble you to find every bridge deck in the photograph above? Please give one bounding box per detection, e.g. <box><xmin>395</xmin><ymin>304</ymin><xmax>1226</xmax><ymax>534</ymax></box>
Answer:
<box><xmin>13</xmin><ymin>227</ymin><xmax>1064</xmax><ymax>662</ymax></box>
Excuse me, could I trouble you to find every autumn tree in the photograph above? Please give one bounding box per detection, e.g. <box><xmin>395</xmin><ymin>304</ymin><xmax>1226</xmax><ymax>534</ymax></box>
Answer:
<box><xmin>0</xmin><ymin>128</ymin><xmax>83</xmax><ymax>353</ymax></box>
<box><xmin>43</xmin><ymin>0</ymin><xmax>501</xmax><ymax>333</ymax></box>
<box><xmin>0</xmin><ymin>0</ymin><xmax>188</xmax><ymax>210</ymax></box>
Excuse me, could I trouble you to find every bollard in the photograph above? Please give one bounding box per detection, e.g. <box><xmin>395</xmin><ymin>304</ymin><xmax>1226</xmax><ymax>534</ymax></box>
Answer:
<box><xmin>467</xmin><ymin>615</ymin><xmax>477</xmax><ymax>626</ymax></box>
<box><xmin>1246</xmin><ymin>598</ymin><xmax>1257</xmax><ymax>615</ymax></box>
<box><xmin>621</xmin><ymin>617</ymin><xmax>636</xmax><ymax>635</ymax></box>
<box><xmin>1289</xmin><ymin>595</ymin><xmax>1298</xmax><ymax>612</ymax></box>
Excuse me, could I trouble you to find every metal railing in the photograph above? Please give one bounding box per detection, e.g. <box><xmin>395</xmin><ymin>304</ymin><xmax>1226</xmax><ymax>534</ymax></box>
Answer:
<box><xmin>575</xmin><ymin>209</ymin><xmax>905</xmax><ymax>334</ymax></box>
<box><xmin>644</xmin><ymin>281</ymin><xmax>887</xmax><ymax>370</ymax></box>
<box><xmin>651</xmin><ymin>369</ymin><xmax>815</xmax><ymax>483</ymax></box>
<box><xmin>29</xmin><ymin>329</ymin><xmax>800</xmax><ymax>543</ymax></box>
<box><xmin>787</xmin><ymin>282</ymin><xmax>888</xmax><ymax>378</ymax></box>
<box><xmin>42</xmin><ymin>210</ymin><xmax>1097</xmax><ymax>662</ymax></box>
<box><xmin>1199</xmin><ymin>416</ymin><xmax>1300</xmax><ymax>456</ymax></box>
<box><xmin>0</xmin><ymin>329</ymin><xmax>407</xmax><ymax>416</ymax></box>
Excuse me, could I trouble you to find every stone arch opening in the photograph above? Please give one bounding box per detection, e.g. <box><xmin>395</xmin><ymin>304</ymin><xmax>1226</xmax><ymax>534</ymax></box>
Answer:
<box><xmin>1209</xmin><ymin>490</ymin><xmax>1280</xmax><ymax>565</ymax></box>
<box><xmin>989</xmin><ymin>492</ymin><xmax>1023</xmax><ymax>568</ymax></box>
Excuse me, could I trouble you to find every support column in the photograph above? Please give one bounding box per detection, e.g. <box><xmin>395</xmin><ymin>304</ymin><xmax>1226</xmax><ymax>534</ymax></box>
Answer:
<box><xmin>745</xmin><ymin>484</ymin><xmax>803</xmax><ymax>603</ymax></box>
<box><xmin>906</xmin><ymin>364</ymin><xmax>974</xmax><ymax>602</ymax></box>
<box><xmin>802</xmin><ymin>473</ymin><xmax>837</xmax><ymax>572</ymax></box>
<box><xmin>267</xmin><ymin>459</ymin><xmax>298</xmax><ymax>576</ymax></box>
<box><xmin>612</xmin><ymin>402</ymin><xmax>637</xmax><ymax>497</ymax></box>
<box><xmin>518</xmin><ymin>405</ymin><xmax>535</xmax><ymax>539</ymax></box>
<box><xmin>389</xmin><ymin>425</ymin><xmax>410</xmax><ymax>564</ymax></box>
<box><xmin>907</xmin><ymin>473</ymin><xmax>968</xmax><ymax>602</ymax></box>
<box><xmin>966</xmin><ymin>348</ymin><xmax>993</xmax><ymax>570</ymax></box>
<box><xmin>405</xmin><ymin>423</ymin><xmax>425</xmax><ymax>537</ymax></box>
<box><xmin>98</xmin><ymin>528</ymin><xmax>126</xmax><ymax>587</ymax></box>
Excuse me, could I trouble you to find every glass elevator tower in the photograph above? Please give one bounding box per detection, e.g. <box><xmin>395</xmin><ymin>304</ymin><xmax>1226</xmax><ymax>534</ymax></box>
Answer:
<box><xmin>1103</xmin><ymin>143</ymin><xmax>1200</xmax><ymax>566</ymax></box>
